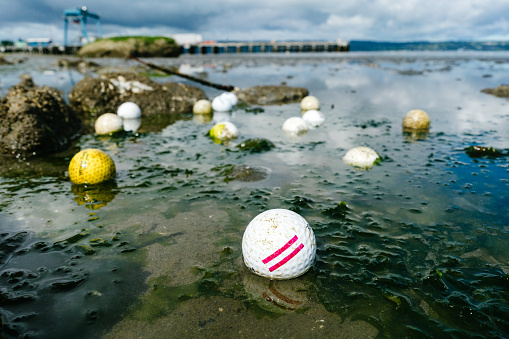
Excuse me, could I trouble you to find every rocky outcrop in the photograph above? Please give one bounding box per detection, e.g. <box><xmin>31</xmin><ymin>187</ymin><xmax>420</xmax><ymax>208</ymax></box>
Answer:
<box><xmin>235</xmin><ymin>85</ymin><xmax>309</xmax><ymax>105</ymax></box>
<box><xmin>68</xmin><ymin>72</ymin><xmax>207</xmax><ymax>116</ymax></box>
<box><xmin>54</xmin><ymin>58</ymin><xmax>101</xmax><ymax>73</ymax></box>
<box><xmin>0</xmin><ymin>75</ymin><xmax>83</xmax><ymax>156</ymax></box>
<box><xmin>481</xmin><ymin>85</ymin><xmax>509</xmax><ymax>98</ymax></box>
<box><xmin>77</xmin><ymin>37</ymin><xmax>180</xmax><ymax>58</ymax></box>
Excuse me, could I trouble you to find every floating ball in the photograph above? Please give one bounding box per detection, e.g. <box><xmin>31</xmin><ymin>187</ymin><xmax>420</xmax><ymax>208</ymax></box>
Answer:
<box><xmin>69</xmin><ymin>149</ymin><xmax>116</xmax><ymax>185</ymax></box>
<box><xmin>282</xmin><ymin>117</ymin><xmax>308</xmax><ymax>137</ymax></box>
<box><xmin>221</xmin><ymin>92</ymin><xmax>238</xmax><ymax>106</ymax></box>
<box><xmin>242</xmin><ymin>209</ymin><xmax>316</xmax><ymax>280</ymax></box>
<box><xmin>209</xmin><ymin>121</ymin><xmax>238</xmax><ymax>142</ymax></box>
<box><xmin>117</xmin><ymin>102</ymin><xmax>142</xmax><ymax>119</ymax></box>
<box><xmin>95</xmin><ymin>113</ymin><xmax>123</xmax><ymax>135</ymax></box>
<box><xmin>212</xmin><ymin>95</ymin><xmax>233</xmax><ymax>112</ymax></box>
<box><xmin>403</xmin><ymin>109</ymin><xmax>430</xmax><ymax>130</ymax></box>
<box><xmin>302</xmin><ymin>109</ymin><xmax>325</xmax><ymax>128</ymax></box>
<box><xmin>193</xmin><ymin>99</ymin><xmax>213</xmax><ymax>115</ymax></box>
<box><xmin>343</xmin><ymin>146</ymin><xmax>380</xmax><ymax>169</ymax></box>
<box><xmin>300</xmin><ymin>95</ymin><xmax>320</xmax><ymax>111</ymax></box>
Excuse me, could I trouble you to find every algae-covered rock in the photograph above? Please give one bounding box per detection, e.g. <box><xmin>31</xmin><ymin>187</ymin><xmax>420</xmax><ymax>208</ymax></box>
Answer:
<box><xmin>68</xmin><ymin>72</ymin><xmax>206</xmax><ymax>116</ymax></box>
<box><xmin>235</xmin><ymin>85</ymin><xmax>309</xmax><ymax>105</ymax></box>
<box><xmin>77</xmin><ymin>36</ymin><xmax>180</xmax><ymax>58</ymax></box>
<box><xmin>481</xmin><ymin>85</ymin><xmax>509</xmax><ymax>98</ymax></box>
<box><xmin>0</xmin><ymin>75</ymin><xmax>83</xmax><ymax>156</ymax></box>
<box><xmin>54</xmin><ymin>58</ymin><xmax>101</xmax><ymax>73</ymax></box>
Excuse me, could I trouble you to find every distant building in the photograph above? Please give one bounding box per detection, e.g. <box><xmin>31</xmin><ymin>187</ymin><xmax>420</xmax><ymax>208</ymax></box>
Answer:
<box><xmin>167</xmin><ymin>33</ymin><xmax>203</xmax><ymax>48</ymax></box>
<box><xmin>26</xmin><ymin>38</ymin><xmax>53</xmax><ymax>47</ymax></box>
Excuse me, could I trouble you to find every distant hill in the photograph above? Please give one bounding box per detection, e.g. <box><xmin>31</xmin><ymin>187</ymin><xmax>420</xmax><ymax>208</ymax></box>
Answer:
<box><xmin>349</xmin><ymin>40</ymin><xmax>509</xmax><ymax>52</ymax></box>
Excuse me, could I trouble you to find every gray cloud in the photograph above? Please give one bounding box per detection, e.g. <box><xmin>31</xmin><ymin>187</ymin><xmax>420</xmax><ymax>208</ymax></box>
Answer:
<box><xmin>0</xmin><ymin>0</ymin><xmax>508</xmax><ymax>44</ymax></box>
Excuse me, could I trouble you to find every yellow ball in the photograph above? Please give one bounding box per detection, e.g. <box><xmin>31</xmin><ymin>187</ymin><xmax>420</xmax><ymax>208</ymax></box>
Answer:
<box><xmin>403</xmin><ymin>109</ymin><xmax>430</xmax><ymax>130</ymax></box>
<box><xmin>69</xmin><ymin>149</ymin><xmax>116</xmax><ymax>185</ymax></box>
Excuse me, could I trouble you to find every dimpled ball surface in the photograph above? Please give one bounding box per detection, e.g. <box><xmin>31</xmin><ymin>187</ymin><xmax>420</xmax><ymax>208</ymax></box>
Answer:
<box><xmin>402</xmin><ymin>109</ymin><xmax>430</xmax><ymax>129</ymax></box>
<box><xmin>300</xmin><ymin>95</ymin><xmax>320</xmax><ymax>111</ymax></box>
<box><xmin>117</xmin><ymin>102</ymin><xmax>142</xmax><ymax>119</ymax></box>
<box><xmin>211</xmin><ymin>95</ymin><xmax>233</xmax><ymax>112</ymax></box>
<box><xmin>282</xmin><ymin>117</ymin><xmax>308</xmax><ymax>137</ymax></box>
<box><xmin>69</xmin><ymin>149</ymin><xmax>116</xmax><ymax>185</ymax></box>
<box><xmin>95</xmin><ymin>113</ymin><xmax>123</xmax><ymax>135</ymax></box>
<box><xmin>209</xmin><ymin>121</ymin><xmax>238</xmax><ymax>142</ymax></box>
<box><xmin>242</xmin><ymin>209</ymin><xmax>316</xmax><ymax>280</ymax></box>
<box><xmin>193</xmin><ymin>99</ymin><xmax>213</xmax><ymax>115</ymax></box>
<box><xmin>343</xmin><ymin>146</ymin><xmax>380</xmax><ymax>169</ymax></box>
<box><xmin>302</xmin><ymin>109</ymin><xmax>325</xmax><ymax>127</ymax></box>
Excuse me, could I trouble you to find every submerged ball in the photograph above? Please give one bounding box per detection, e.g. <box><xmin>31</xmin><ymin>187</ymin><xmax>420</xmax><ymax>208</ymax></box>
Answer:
<box><xmin>242</xmin><ymin>209</ymin><xmax>316</xmax><ymax>280</ymax></box>
<box><xmin>212</xmin><ymin>95</ymin><xmax>233</xmax><ymax>112</ymax></box>
<box><xmin>300</xmin><ymin>95</ymin><xmax>320</xmax><ymax>111</ymax></box>
<box><xmin>95</xmin><ymin>113</ymin><xmax>123</xmax><ymax>135</ymax></box>
<box><xmin>117</xmin><ymin>102</ymin><xmax>142</xmax><ymax>119</ymax></box>
<box><xmin>403</xmin><ymin>109</ymin><xmax>430</xmax><ymax>130</ymax></box>
<box><xmin>209</xmin><ymin>121</ymin><xmax>238</xmax><ymax>142</ymax></box>
<box><xmin>282</xmin><ymin>117</ymin><xmax>308</xmax><ymax>137</ymax></box>
<box><xmin>302</xmin><ymin>109</ymin><xmax>325</xmax><ymax>128</ymax></box>
<box><xmin>69</xmin><ymin>149</ymin><xmax>116</xmax><ymax>185</ymax></box>
<box><xmin>343</xmin><ymin>146</ymin><xmax>380</xmax><ymax>169</ymax></box>
<box><xmin>193</xmin><ymin>99</ymin><xmax>213</xmax><ymax>115</ymax></box>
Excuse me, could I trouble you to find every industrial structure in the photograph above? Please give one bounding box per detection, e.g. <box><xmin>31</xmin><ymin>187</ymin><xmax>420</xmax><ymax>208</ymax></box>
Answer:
<box><xmin>63</xmin><ymin>6</ymin><xmax>102</xmax><ymax>46</ymax></box>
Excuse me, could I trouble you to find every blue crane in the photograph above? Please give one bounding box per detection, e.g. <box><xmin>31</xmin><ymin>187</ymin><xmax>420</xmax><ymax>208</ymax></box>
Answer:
<box><xmin>63</xmin><ymin>6</ymin><xmax>102</xmax><ymax>46</ymax></box>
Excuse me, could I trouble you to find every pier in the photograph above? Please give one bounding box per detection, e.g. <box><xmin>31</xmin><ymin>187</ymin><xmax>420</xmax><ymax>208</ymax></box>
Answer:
<box><xmin>1</xmin><ymin>39</ymin><xmax>349</xmax><ymax>55</ymax></box>
<box><xmin>181</xmin><ymin>40</ymin><xmax>349</xmax><ymax>54</ymax></box>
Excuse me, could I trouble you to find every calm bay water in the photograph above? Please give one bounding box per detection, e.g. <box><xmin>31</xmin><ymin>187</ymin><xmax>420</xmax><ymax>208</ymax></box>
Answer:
<box><xmin>0</xmin><ymin>51</ymin><xmax>508</xmax><ymax>338</ymax></box>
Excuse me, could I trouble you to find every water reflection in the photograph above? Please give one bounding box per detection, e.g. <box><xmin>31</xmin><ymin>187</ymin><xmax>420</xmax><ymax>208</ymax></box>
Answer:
<box><xmin>71</xmin><ymin>181</ymin><xmax>119</xmax><ymax>210</ymax></box>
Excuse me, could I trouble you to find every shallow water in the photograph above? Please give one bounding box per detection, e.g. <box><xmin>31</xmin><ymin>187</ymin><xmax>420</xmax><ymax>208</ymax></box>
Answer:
<box><xmin>0</xmin><ymin>52</ymin><xmax>508</xmax><ymax>338</ymax></box>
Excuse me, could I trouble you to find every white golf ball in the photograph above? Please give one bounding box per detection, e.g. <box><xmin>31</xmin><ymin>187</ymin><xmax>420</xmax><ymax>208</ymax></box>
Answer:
<box><xmin>343</xmin><ymin>146</ymin><xmax>380</xmax><ymax>169</ymax></box>
<box><xmin>302</xmin><ymin>109</ymin><xmax>325</xmax><ymax>128</ymax></box>
<box><xmin>117</xmin><ymin>102</ymin><xmax>142</xmax><ymax>119</ymax></box>
<box><xmin>95</xmin><ymin>113</ymin><xmax>123</xmax><ymax>135</ymax></box>
<box><xmin>221</xmin><ymin>92</ymin><xmax>238</xmax><ymax>106</ymax></box>
<box><xmin>300</xmin><ymin>95</ymin><xmax>320</xmax><ymax>111</ymax></box>
<box><xmin>242</xmin><ymin>209</ymin><xmax>316</xmax><ymax>280</ymax></box>
<box><xmin>212</xmin><ymin>95</ymin><xmax>233</xmax><ymax>112</ymax></box>
<box><xmin>282</xmin><ymin>117</ymin><xmax>308</xmax><ymax>137</ymax></box>
<box><xmin>193</xmin><ymin>99</ymin><xmax>212</xmax><ymax>115</ymax></box>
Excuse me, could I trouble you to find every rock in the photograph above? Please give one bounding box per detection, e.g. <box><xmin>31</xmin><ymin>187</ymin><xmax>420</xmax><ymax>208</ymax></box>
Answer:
<box><xmin>0</xmin><ymin>55</ymin><xmax>12</xmax><ymax>65</ymax></box>
<box><xmin>481</xmin><ymin>85</ymin><xmax>509</xmax><ymax>98</ymax></box>
<box><xmin>68</xmin><ymin>72</ymin><xmax>207</xmax><ymax>116</ymax></box>
<box><xmin>235</xmin><ymin>85</ymin><xmax>309</xmax><ymax>105</ymax></box>
<box><xmin>0</xmin><ymin>75</ymin><xmax>83</xmax><ymax>156</ymax></box>
<box><xmin>77</xmin><ymin>36</ymin><xmax>180</xmax><ymax>58</ymax></box>
<box><xmin>54</xmin><ymin>58</ymin><xmax>101</xmax><ymax>73</ymax></box>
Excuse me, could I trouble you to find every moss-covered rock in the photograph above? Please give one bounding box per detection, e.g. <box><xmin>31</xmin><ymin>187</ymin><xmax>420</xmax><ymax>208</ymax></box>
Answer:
<box><xmin>68</xmin><ymin>72</ymin><xmax>206</xmax><ymax>117</ymax></box>
<box><xmin>77</xmin><ymin>36</ymin><xmax>180</xmax><ymax>58</ymax></box>
<box><xmin>0</xmin><ymin>75</ymin><xmax>83</xmax><ymax>156</ymax></box>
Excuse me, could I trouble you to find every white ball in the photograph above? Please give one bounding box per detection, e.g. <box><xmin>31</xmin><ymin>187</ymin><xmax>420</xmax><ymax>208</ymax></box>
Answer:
<box><xmin>123</xmin><ymin>118</ymin><xmax>141</xmax><ymax>132</ymax></box>
<box><xmin>343</xmin><ymin>146</ymin><xmax>380</xmax><ymax>169</ymax></box>
<box><xmin>242</xmin><ymin>209</ymin><xmax>316</xmax><ymax>280</ymax></box>
<box><xmin>221</xmin><ymin>92</ymin><xmax>238</xmax><ymax>106</ymax></box>
<box><xmin>193</xmin><ymin>99</ymin><xmax>212</xmax><ymax>115</ymax></box>
<box><xmin>117</xmin><ymin>102</ymin><xmax>142</xmax><ymax>119</ymax></box>
<box><xmin>282</xmin><ymin>117</ymin><xmax>308</xmax><ymax>137</ymax></box>
<box><xmin>302</xmin><ymin>109</ymin><xmax>325</xmax><ymax>128</ymax></box>
<box><xmin>300</xmin><ymin>95</ymin><xmax>320</xmax><ymax>111</ymax></box>
<box><xmin>212</xmin><ymin>95</ymin><xmax>233</xmax><ymax>112</ymax></box>
<box><xmin>95</xmin><ymin>113</ymin><xmax>123</xmax><ymax>135</ymax></box>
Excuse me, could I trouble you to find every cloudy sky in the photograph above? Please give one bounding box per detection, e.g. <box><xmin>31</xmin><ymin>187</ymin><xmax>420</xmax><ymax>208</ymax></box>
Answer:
<box><xmin>1</xmin><ymin>0</ymin><xmax>508</xmax><ymax>45</ymax></box>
